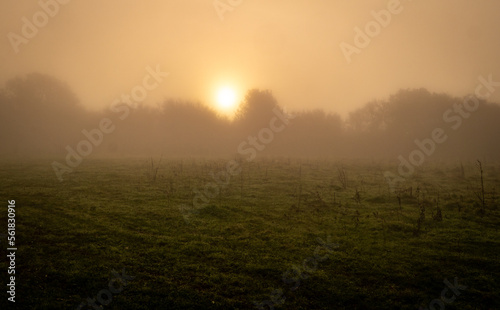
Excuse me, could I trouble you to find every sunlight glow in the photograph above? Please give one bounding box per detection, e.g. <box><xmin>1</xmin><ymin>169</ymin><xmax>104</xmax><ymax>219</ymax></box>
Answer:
<box><xmin>216</xmin><ymin>87</ymin><xmax>236</xmax><ymax>109</ymax></box>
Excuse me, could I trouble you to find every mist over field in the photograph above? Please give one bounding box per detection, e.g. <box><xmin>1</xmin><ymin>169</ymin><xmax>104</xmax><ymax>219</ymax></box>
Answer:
<box><xmin>1</xmin><ymin>1</ymin><xmax>499</xmax><ymax>309</ymax></box>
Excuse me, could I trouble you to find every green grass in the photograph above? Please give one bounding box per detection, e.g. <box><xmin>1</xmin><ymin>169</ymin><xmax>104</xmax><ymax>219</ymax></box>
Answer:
<box><xmin>0</xmin><ymin>157</ymin><xmax>498</xmax><ymax>309</ymax></box>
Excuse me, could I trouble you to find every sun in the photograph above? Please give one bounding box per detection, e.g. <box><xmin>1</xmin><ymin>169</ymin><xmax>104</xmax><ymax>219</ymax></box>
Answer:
<box><xmin>216</xmin><ymin>87</ymin><xmax>237</xmax><ymax>110</ymax></box>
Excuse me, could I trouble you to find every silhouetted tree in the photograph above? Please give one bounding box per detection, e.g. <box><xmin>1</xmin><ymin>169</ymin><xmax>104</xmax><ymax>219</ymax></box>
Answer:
<box><xmin>234</xmin><ymin>89</ymin><xmax>280</xmax><ymax>133</ymax></box>
<box><xmin>0</xmin><ymin>73</ymin><xmax>86</xmax><ymax>155</ymax></box>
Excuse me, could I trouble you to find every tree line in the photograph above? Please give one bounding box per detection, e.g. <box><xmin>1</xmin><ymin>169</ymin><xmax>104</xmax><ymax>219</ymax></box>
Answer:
<box><xmin>1</xmin><ymin>73</ymin><xmax>499</xmax><ymax>160</ymax></box>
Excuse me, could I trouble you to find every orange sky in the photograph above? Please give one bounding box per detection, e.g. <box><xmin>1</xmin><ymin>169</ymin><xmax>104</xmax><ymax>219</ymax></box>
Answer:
<box><xmin>1</xmin><ymin>0</ymin><xmax>500</xmax><ymax>116</ymax></box>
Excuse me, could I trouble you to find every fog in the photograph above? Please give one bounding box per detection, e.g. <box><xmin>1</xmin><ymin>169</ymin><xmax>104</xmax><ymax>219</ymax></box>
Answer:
<box><xmin>2</xmin><ymin>2</ymin><xmax>500</xmax><ymax>308</ymax></box>
<box><xmin>1</xmin><ymin>0</ymin><xmax>500</xmax><ymax>161</ymax></box>
<box><xmin>1</xmin><ymin>74</ymin><xmax>499</xmax><ymax>163</ymax></box>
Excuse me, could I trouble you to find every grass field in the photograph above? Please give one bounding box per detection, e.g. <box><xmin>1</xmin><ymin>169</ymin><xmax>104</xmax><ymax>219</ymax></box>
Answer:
<box><xmin>0</xmin><ymin>157</ymin><xmax>499</xmax><ymax>309</ymax></box>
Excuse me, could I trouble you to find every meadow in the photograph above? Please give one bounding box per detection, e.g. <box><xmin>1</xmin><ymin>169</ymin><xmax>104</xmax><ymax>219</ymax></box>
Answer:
<box><xmin>0</xmin><ymin>157</ymin><xmax>499</xmax><ymax>309</ymax></box>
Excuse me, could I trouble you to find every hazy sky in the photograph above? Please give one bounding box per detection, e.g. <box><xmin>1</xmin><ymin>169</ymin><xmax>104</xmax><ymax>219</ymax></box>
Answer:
<box><xmin>2</xmin><ymin>0</ymin><xmax>500</xmax><ymax>116</ymax></box>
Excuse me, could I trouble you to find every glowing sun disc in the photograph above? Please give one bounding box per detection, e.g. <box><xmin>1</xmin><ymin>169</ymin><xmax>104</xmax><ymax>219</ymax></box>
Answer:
<box><xmin>217</xmin><ymin>87</ymin><xmax>236</xmax><ymax>109</ymax></box>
